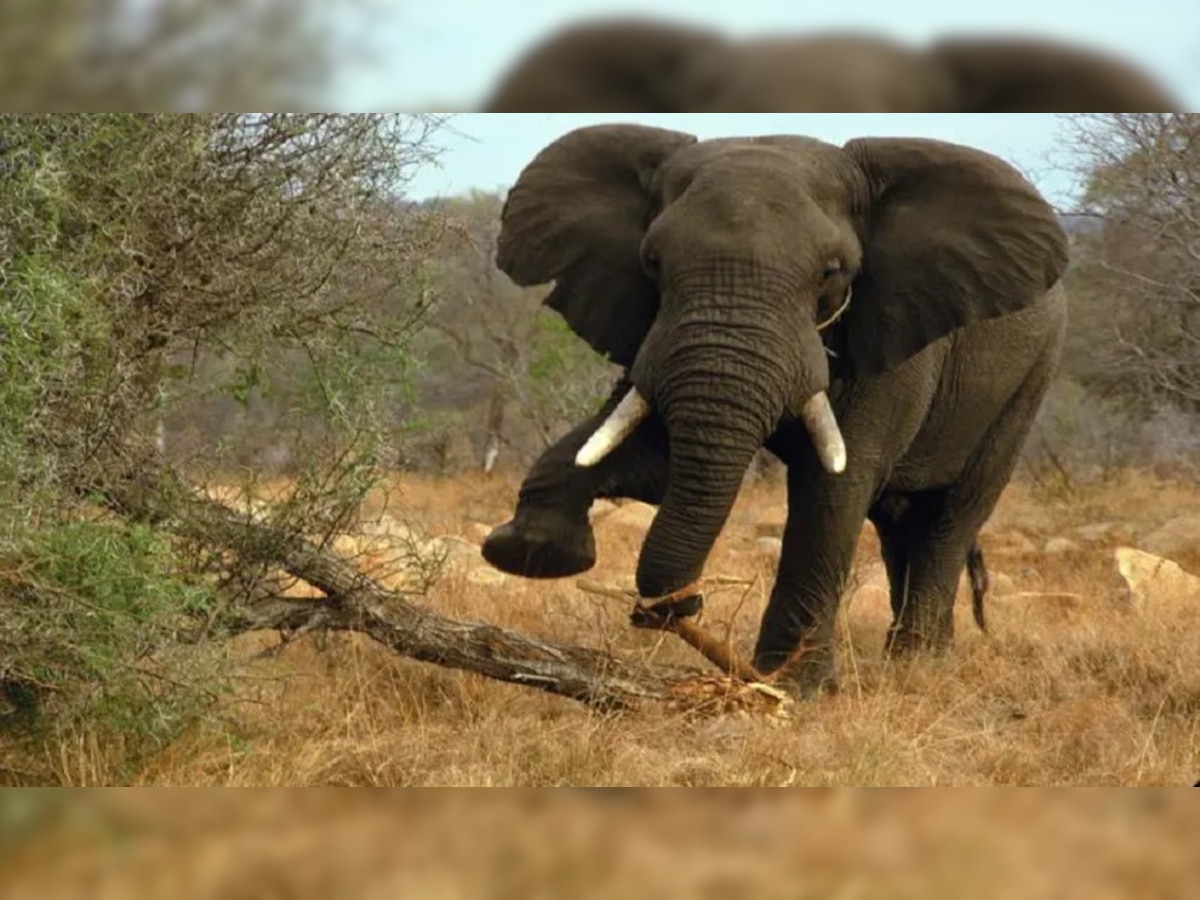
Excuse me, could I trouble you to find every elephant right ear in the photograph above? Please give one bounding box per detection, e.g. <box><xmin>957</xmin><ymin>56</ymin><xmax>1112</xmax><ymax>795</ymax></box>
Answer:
<box><xmin>496</xmin><ymin>124</ymin><xmax>697</xmax><ymax>367</ymax></box>
<box><xmin>929</xmin><ymin>38</ymin><xmax>1179</xmax><ymax>111</ymax></box>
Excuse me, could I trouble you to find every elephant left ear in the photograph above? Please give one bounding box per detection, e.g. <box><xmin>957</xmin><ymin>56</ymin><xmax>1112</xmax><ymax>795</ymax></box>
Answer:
<box><xmin>840</xmin><ymin>137</ymin><xmax>1069</xmax><ymax>376</ymax></box>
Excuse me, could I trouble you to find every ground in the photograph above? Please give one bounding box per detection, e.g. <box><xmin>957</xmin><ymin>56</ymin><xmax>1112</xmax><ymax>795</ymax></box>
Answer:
<box><xmin>2</xmin><ymin>791</ymin><xmax>1198</xmax><ymax>897</ymax></box>
<box><xmin>21</xmin><ymin>471</ymin><xmax>1200</xmax><ymax>787</ymax></box>
<box><xmin>1</xmin><ymin>471</ymin><xmax>1198</xmax><ymax>893</ymax></box>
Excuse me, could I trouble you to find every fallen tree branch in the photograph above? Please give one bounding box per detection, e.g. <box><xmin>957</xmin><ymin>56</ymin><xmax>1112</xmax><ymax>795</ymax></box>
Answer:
<box><xmin>99</xmin><ymin>472</ymin><xmax>718</xmax><ymax>711</ymax></box>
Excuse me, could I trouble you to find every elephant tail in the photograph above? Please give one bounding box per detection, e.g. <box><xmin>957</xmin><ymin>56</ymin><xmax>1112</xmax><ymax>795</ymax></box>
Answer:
<box><xmin>966</xmin><ymin>542</ymin><xmax>988</xmax><ymax>633</ymax></box>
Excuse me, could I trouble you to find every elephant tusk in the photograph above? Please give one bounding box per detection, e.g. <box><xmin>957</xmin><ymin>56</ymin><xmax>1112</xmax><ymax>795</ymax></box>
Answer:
<box><xmin>575</xmin><ymin>387</ymin><xmax>651</xmax><ymax>467</ymax></box>
<box><xmin>800</xmin><ymin>391</ymin><xmax>847</xmax><ymax>474</ymax></box>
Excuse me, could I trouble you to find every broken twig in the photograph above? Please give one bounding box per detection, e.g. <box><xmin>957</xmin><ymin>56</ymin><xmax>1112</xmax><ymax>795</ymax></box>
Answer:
<box><xmin>575</xmin><ymin>578</ymin><xmax>765</xmax><ymax>684</ymax></box>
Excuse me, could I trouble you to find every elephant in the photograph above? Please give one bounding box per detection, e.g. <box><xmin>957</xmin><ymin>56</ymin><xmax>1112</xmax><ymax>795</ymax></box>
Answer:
<box><xmin>481</xmin><ymin>19</ymin><xmax>1178</xmax><ymax>113</ymax></box>
<box><xmin>480</xmin><ymin>124</ymin><xmax>1069</xmax><ymax>695</ymax></box>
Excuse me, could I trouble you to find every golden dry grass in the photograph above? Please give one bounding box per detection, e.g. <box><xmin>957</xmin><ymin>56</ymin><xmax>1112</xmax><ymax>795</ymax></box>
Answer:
<box><xmin>34</xmin><ymin>471</ymin><xmax>1200</xmax><ymax>787</ymax></box>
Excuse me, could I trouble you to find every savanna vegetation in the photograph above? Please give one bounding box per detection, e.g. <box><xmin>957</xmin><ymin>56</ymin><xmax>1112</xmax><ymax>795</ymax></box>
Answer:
<box><xmin>0</xmin><ymin>111</ymin><xmax>1196</xmax><ymax>795</ymax></box>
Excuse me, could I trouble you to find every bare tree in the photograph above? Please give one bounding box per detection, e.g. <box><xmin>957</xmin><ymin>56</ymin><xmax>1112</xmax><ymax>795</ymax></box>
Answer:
<box><xmin>418</xmin><ymin>191</ymin><xmax>617</xmax><ymax>471</ymax></box>
<box><xmin>1060</xmin><ymin>114</ymin><xmax>1200</xmax><ymax>411</ymax></box>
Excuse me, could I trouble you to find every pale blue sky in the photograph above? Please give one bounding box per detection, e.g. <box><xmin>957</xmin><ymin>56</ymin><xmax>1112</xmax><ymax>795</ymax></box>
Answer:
<box><xmin>339</xmin><ymin>2</ymin><xmax>1200</xmax><ymax>110</ymax></box>
<box><xmin>405</xmin><ymin>114</ymin><xmax>1090</xmax><ymax>210</ymax></box>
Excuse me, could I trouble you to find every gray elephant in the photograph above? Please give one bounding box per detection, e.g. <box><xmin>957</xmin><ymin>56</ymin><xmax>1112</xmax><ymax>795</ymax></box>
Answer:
<box><xmin>480</xmin><ymin>124</ymin><xmax>1069</xmax><ymax>695</ymax></box>
<box><xmin>482</xmin><ymin>19</ymin><xmax>1178</xmax><ymax>112</ymax></box>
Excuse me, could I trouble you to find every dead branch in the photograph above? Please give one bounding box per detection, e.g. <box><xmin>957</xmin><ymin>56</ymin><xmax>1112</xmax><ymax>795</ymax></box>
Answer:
<box><xmin>99</xmin><ymin>472</ymin><xmax>739</xmax><ymax>712</ymax></box>
<box><xmin>574</xmin><ymin>578</ymin><xmax>765</xmax><ymax>684</ymax></box>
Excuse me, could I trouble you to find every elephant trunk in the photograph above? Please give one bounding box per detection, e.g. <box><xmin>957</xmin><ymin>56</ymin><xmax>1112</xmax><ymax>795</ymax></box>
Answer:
<box><xmin>624</xmin><ymin>311</ymin><xmax>838</xmax><ymax>599</ymax></box>
<box><xmin>634</xmin><ymin>395</ymin><xmax>767</xmax><ymax>598</ymax></box>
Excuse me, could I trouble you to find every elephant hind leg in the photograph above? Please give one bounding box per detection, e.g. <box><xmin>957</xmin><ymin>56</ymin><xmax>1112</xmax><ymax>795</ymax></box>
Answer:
<box><xmin>870</xmin><ymin>490</ymin><xmax>962</xmax><ymax>655</ymax></box>
<box><xmin>879</xmin><ymin>358</ymin><xmax>1056</xmax><ymax>655</ymax></box>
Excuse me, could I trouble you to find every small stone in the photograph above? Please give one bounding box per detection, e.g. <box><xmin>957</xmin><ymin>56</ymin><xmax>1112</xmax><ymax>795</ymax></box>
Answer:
<box><xmin>1073</xmin><ymin>522</ymin><xmax>1132</xmax><ymax>543</ymax></box>
<box><xmin>463</xmin><ymin>521</ymin><xmax>493</xmax><ymax>545</ymax></box>
<box><xmin>424</xmin><ymin>536</ymin><xmax>480</xmax><ymax>571</ymax></box>
<box><xmin>755</xmin><ymin>537</ymin><xmax>783</xmax><ymax>556</ymax></box>
<box><xmin>990</xmin><ymin>571</ymin><xmax>1016</xmax><ymax>595</ymax></box>
<box><xmin>753</xmin><ymin>504</ymin><xmax>789</xmax><ymax>539</ymax></box>
<box><xmin>467</xmin><ymin>567</ymin><xmax>509</xmax><ymax>586</ymax></box>
<box><xmin>589</xmin><ymin>499</ymin><xmax>617</xmax><ymax>523</ymax></box>
<box><xmin>604</xmin><ymin>501</ymin><xmax>658</xmax><ymax>531</ymax></box>
<box><xmin>1044</xmin><ymin>537</ymin><xmax>1082</xmax><ymax>555</ymax></box>
<box><xmin>359</xmin><ymin>515</ymin><xmax>419</xmax><ymax>543</ymax></box>
<box><xmin>983</xmin><ymin>531</ymin><xmax>1039</xmax><ymax>555</ymax></box>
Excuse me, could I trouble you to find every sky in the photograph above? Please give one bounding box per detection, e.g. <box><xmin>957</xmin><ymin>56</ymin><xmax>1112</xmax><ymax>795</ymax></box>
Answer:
<box><xmin>338</xmin><ymin>1</ymin><xmax>1200</xmax><ymax>111</ymax></box>
<box><xmin>404</xmin><ymin>114</ymin><xmax>1090</xmax><ymax>210</ymax></box>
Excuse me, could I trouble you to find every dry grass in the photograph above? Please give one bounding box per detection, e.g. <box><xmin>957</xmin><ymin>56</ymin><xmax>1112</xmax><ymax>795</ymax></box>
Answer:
<box><xmin>29</xmin><ymin>472</ymin><xmax>1200</xmax><ymax>787</ymax></box>
<box><xmin>2</xmin><ymin>791</ymin><xmax>1199</xmax><ymax>898</ymax></box>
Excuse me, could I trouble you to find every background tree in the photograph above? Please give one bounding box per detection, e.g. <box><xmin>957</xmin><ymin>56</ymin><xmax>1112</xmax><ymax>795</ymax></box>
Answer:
<box><xmin>0</xmin><ymin>0</ymin><xmax>375</xmax><ymax>109</ymax></box>
<box><xmin>411</xmin><ymin>190</ymin><xmax>617</xmax><ymax>473</ymax></box>
<box><xmin>1025</xmin><ymin>113</ymin><xmax>1199</xmax><ymax>484</ymax></box>
<box><xmin>1066</xmin><ymin>114</ymin><xmax>1200</xmax><ymax>411</ymax></box>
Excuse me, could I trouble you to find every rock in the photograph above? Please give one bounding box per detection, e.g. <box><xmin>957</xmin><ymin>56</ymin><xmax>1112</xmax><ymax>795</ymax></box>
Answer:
<box><xmin>424</xmin><ymin>535</ymin><xmax>481</xmax><ymax>571</ymax></box>
<box><xmin>755</xmin><ymin>537</ymin><xmax>783</xmax><ymax>556</ymax></box>
<box><xmin>1138</xmin><ymin>517</ymin><xmax>1200</xmax><ymax>562</ymax></box>
<box><xmin>462</xmin><ymin>521</ymin><xmax>493</xmax><ymax>545</ymax></box>
<box><xmin>1114</xmin><ymin>547</ymin><xmax>1200</xmax><ymax>612</ymax></box>
<box><xmin>358</xmin><ymin>515</ymin><xmax>420</xmax><ymax>544</ymax></box>
<box><xmin>1073</xmin><ymin>521</ymin><xmax>1133</xmax><ymax>543</ymax></box>
<box><xmin>990</xmin><ymin>571</ymin><xmax>1016</xmax><ymax>595</ymax></box>
<box><xmin>467</xmin><ymin>567</ymin><xmax>510</xmax><ymax>587</ymax></box>
<box><xmin>982</xmin><ymin>531</ymin><xmax>1038</xmax><ymax>555</ymax></box>
<box><xmin>753</xmin><ymin>504</ymin><xmax>789</xmax><ymax>539</ymax></box>
<box><xmin>1044</xmin><ymin>537</ymin><xmax>1082</xmax><ymax>555</ymax></box>
<box><xmin>851</xmin><ymin>584</ymin><xmax>891</xmax><ymax>617</ymax></box>
<box><xmin>848</xmin><ymin>562</ymin><xmax>890</xmax><ymax>616</ymax></box>
<box><xmin>604</xmin><ymin>501</ymin><xmax>658</xmax><ymax>532</ymax></box>
<box><xmin>589</xmin><ymin>499</ymin><xmax>618</xmax><ymax>523</ymax></box>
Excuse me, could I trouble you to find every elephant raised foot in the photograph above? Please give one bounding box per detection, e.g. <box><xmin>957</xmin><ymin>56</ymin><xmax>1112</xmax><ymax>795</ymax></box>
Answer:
<box><xmin>482</xmin><ymin>508</ymin><xmax>596</xmax><ymax>580</ymax></box>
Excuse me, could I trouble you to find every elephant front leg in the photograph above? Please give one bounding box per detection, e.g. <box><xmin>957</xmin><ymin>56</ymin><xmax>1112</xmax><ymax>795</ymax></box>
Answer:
<box><xmin>482</xmin><ymin>379</ymin><xmax>670</xmax><ymax>579</ymax></box>
<box><xmin>752</xmin><ymin>466</ymin><xmax>873</xmax><ymax>697</ymax></box>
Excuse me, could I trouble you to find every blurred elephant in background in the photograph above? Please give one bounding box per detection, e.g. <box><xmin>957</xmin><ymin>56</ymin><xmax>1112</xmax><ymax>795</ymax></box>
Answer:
<box><xmin>480</xmin><ymin>124</ymin><xmax>1069</xmax><ymax>695</ymax></box>
<box><xmin>481</xmin><ymin>19</ymin><xmax>1178</xmax><ymax>113</ymax></box>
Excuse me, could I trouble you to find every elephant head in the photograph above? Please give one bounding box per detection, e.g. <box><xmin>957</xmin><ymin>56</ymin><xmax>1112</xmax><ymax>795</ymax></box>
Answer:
<box><xmin>496</xmin><ymin>125</ymin><xmax>1068</xmax><ymax>600</ymax></box>
<box><xmin>694</xmin><ymin>35</ymin><xmax>959</xmax><ymax>112</ymax></box>
<box><xmin>481</xmin><ymin>20</ymin><xmax>1178</xmax><ymax>112</ymax></box>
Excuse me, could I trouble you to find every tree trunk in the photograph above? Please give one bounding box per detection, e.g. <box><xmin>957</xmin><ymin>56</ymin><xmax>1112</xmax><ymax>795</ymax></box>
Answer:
<box><xmin>481</xmin><ymin>387</ymin><xmax>504</xmax><ymax>474</ymax></box>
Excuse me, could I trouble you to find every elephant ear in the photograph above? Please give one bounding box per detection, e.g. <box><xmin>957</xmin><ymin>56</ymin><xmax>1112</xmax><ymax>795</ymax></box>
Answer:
<box><xmin>929</xmin><ymin>38</ymin><xmax>1178</xmax><ymax>112</ymax></box>
<box><xmin>480</xmin><ymin>20</ymin><xmax>726</xmax><ymax>112</ymax></box>
<box><xmin>496</xmin><ymin>124</ymin><xmax>697</xmax><ymax>366</ymax></box>
<box><xmin>841</xmin><ymin>137</ymin><xmax>1069</xmax><ymax>376</ymax></box>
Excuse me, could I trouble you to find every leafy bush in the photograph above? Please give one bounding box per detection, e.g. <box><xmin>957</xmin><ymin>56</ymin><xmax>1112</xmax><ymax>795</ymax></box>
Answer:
<box><xmin>0</xmin><ymin>519</ymin><xmax>226</xmax><ymax>782</ymax></box>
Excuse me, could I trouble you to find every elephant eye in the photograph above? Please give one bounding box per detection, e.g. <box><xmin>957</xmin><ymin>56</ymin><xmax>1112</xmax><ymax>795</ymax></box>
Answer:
<box><xmin>642</xmin><ymin>248</ymin><xmax>662</xmax><ymax>278</ymax></box>
<box><xmin>821</xmin><ymin>259</ymin><xmax>843</xmax><ymax>281</ymax></box>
